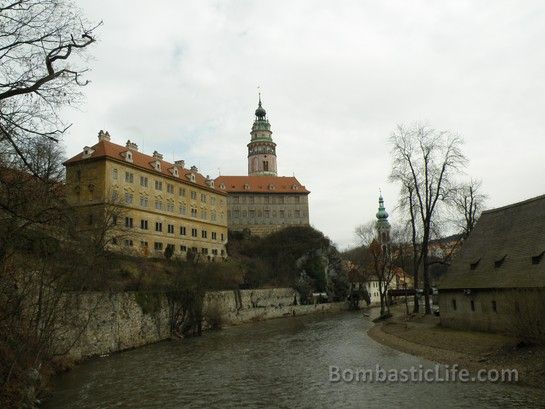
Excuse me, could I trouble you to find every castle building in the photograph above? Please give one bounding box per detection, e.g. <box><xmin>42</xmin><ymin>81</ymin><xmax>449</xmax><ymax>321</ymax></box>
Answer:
<box><xmin>64</xmin><ymin>131</ymin><xmax>228</xmax><ymax>259</ymax></box>
<box><xmin>215</xmin><ymin>97</ymin><xmax>310</xmax><ymax>236</ymax></box>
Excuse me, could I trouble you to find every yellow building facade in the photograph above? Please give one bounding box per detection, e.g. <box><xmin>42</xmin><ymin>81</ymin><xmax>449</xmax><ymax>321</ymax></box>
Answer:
<box><xmin>64</xmin><ymin>131</ymin><xmax>228</xmax><ymax>259</ymax></box>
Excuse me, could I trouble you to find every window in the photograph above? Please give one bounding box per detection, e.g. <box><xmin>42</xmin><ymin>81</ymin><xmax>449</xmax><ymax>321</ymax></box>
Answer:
<box><xmin>470</xmin><ymin>300</ymin><xmax>475</xmax><ymax>312</ymax></box>
<box><xmin>124</xmin><ymin>217</ymin><xmax>133</xmax><ymax>228</ymax></box>
<box><xmin>155</xmin><ymin>200</ymin><xmax>163</xmax><ymax>210</ymax></box>
<box><xmin>112</xmin><ymin>237</ymin><xmax>118</xmax><ymax>245</ymax></box>
<box><xmin>212</xmin><ymin>249</ymin><xmax>218</xmax><ymax>256</ymax></box>
<box><xmin>279</xmin><ymin>210</ymin><xmax>285</xmax><ymax>218</ymax></box>
<box><xmin>264</xmin><ymin>210</ymin><xmax>270</xmax><ymax>218</ymax></box>
<box><xmin>167</xmin><ymin>224</ymin><xmax>174</xmax><ymax>234</ymax></box>
<box><xmin>125</xmin><ymin>172</ymin><xmax>134</xmax><ymax>183</ymax></box>
<box><xmin>295</xmin><ymin>210</ymin><xmax>301</xmax><ymax>218</ymax></box>
<box><xmin>211</xmin><ymin>232</ymin><xmax>217</xmax><ymax>240</ymax></box>
<box><xmin>140</xmin><ymin>176</ymin><xmax>148</xmax><ymax>187</ymax></box>
<box><xmin>179</xmin><ymin>187</ymin><xmax>186</xmax><ymax>196</ymax></box>
<box><xmin>179</xmin><ymin>204</ymin><xmax>187</xmax><ymax>215</ymax></box>
<box><xmin>191</xmin><ymin>228</ymin><xmax>197</xmax><ymax>237</ymax></box>
<box><xmin>155</xmin><ymin>180</ymin><xmax>163</xmax><ymax>191</ymax></box>
<box><xmin>233</xmin><ymin>196</ymin><xmax>239</xmax><ymax>204</ymax></box>
<box><xmin>112</xmin><ymin>190</ymin><xmax>119</xmax><ymax>201</ymax></box>
<box><xmin>124</xmin><ymin>239</ymin><xmax>134</xmax><ymax>247</ymax></box>
<box><xmin>221</xmin><ymin>233</ymin><xmax>224</xmax><ymax>241</ymax></box>
<box><xmin>167</xmin><ymin>183</ymin><xmax>174</xmax><ymax>194</ymax></box>
<box><xmin>221</xmin><ymin>249</ymin><xmax>225</xmax><ymax>256</ymax></box>
<box><xmin>211</xmin><ymin>196</ymin><xmax>216</xmax><ymax>205</ymax></box>
<box><xmin>191</xmin><ymin>191</ymin><xmax>197</xmax><ymax>200</ymax></box>
<box><xmin>452</xmin><ymin>299</ymin><xmax>457</xmax><ymax>311</ymax></box>
<box><xmin>202</xmin><ymin>230</ymin><xmax>207</xmax><ymax>239</ymax></box>
<box><xmin>140</xmin><ymin>241</ymin><xmax>148</xmax><ymax>248</ymax></box>
<box><xmin>167</xmin><ymin>203</ymin><xmax>174</xmax><ymax>212</ymax></box>
<box><xmin>294</xmin><ymin>196</ymin><xmax>300</xmax><ymax>204</ymax></box>
<box><xmin>492</xmin><ymin>300</ymin><xmax>497</xmax><ymax>313</ymax></box>
<box><xmin>155</xmin><ymin>222</ymin><xmax>162</xmax><ymax>232</ymax></box>
<box><xmin>112</xmin><ymin>215</ymin><xmax>117</xmax><ymax>226</ymax></box>
<box><xmin>202</xmin><ymin>210</ymin><xmax>207</xmax><ymax>220</ymax></box>
<box><xmin>191</xmin><ymin>208</ymin><xmax>197</xmax><ymax>218</ymax></box>
<box><xmin>154</xmin><ymin>242</ymin><xmax>163</xmax><ymax>251</ymax></box>
<box><xmin>112</xmin><ymin>168</ymin><xmax>118</xmax><ymax>180</ymax></box>
<box><xmin>140</xmin><ymin>219</ymin><xmax>148</xmax><ymax>230</ymax></box>
<box><xmin>180</xmin><ymin>226</ymin><xmax>186</xmax><ymax>235</ymax></box>
<box><xmin>494</xmin><ymin>255</ymin><xmax>506</xmax><ymax>268</ymax></box>
<box><xmin>140</xmin><ymin>196</ymin><xmax>148</xmax><ymax>208</ymax></box>
<box><xmin>532</xmin><ymin>251</ymin><xmax>545</xmax><ymax>265</ymax></box>
<box><xmin>263</xmin><ymin>161</ymin><xmax>269</xmax><ymax>171</ymax></box>
<box><xmin>180</xmin><ymin>245</ymin><xmax>187</xmax><ymax>252</ymax></box>
<box><xmin>211</xmin><ymin>210</ymin><xmax>217</xmax><ymax>221</ymax></box>
<box><xmin>202</xmin><ymin>248</ymin><xmax>208</xmax><ymax>255</ymax></box>
<box><xmin>125</xmin><ymin>193</ymin><xmax>133</xmax><ymax>204</ymax></box>
<box><xmin>201</xmin><ymin>193</ymin><xmax>206</xmax><ymax>203</ymax></box>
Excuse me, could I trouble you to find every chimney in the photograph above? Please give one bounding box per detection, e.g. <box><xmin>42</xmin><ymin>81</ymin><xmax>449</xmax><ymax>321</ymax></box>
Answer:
<box><xmin>98</xmin><ymin>130</ymin><xmax>111</xmax><ymax>142</ymax></box>
<box><xmin>190</xmin><ymin>165</ymin><xmax>198</xmax><ymax>172</ymax></box>
<box><xmin>153</xmin><ymin>151</ymin><xmax>163</xmax><ymax>160</ymax></box>
<box><xmin>174</xmin><ymin>160</ymin><xmax>185</xmax><ymax>168</ymax></box>
<box><xmin>126</xmin><ymin>140</ymin><xmax>139</xmax><ymax>151</ymax></box>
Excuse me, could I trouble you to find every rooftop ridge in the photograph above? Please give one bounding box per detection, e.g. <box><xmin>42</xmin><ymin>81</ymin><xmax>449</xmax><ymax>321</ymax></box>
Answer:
<box><xmin>482</xmin><ymin>193</ymin><xmax>545</xmax><ymax>215</ymax></box>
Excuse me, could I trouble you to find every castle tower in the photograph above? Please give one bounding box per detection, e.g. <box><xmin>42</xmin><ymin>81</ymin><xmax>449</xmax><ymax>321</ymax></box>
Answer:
<box><xmin>376</xmin><ymin>194</ymin><xmax>391</xmax><ymax>250</ymax></box>
<box><xmin>247</xmin><ymin>95</ymin><xmax>277</xmax><ymax>176</ymax></box>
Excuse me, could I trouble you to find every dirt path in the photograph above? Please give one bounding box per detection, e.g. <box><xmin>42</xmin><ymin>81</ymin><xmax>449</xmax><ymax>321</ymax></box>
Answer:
<box><xmin>366</xmin><ymin>304</ymin><xmax>545</xmax><ymax>387</ymax></box>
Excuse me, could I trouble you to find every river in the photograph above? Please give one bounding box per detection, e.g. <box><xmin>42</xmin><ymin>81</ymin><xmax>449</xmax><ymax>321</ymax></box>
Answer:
<box><xmin>44</xmin><ymin>311</ymin><xmax>544</xmax><ymax>408</ymax></box>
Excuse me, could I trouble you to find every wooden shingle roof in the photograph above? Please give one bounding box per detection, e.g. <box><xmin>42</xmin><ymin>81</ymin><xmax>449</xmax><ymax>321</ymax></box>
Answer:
<box><xmin>439</xmin><ymin>194</ymin><xmax>545</xmax><ymax>290</ymax></box>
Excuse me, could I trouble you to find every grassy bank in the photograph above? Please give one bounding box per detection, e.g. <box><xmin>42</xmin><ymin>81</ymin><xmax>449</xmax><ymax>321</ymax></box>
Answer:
<box><xmin>367</xmin><ymin>304</ymin><xmax>545</xmax><ymax>388</ymax></box>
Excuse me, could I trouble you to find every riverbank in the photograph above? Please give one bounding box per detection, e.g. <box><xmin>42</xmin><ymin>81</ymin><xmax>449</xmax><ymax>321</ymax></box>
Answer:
<box><xmin>367</xmin><ymin>304</ymin><xmax>545</xmax><ymax>387</ymax></box>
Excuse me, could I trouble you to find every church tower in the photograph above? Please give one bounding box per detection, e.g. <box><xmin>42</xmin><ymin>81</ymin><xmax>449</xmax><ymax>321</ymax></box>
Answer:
<box><xmin>376</xmin><ymin>194</ymin><xmax>391</xmax><ymax>250</ymax></box>
<box><xmin>247</xmin><ymin>95</ymin><xmax>277</xmax><ymax>176</ymax></box>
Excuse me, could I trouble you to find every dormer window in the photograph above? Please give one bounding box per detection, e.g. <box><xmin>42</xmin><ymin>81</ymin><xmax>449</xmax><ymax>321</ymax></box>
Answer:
<box><xmin>292</xmin><ymin>185</ymin><xmax>298</xmax><ymax>190</ymax></box>
<box><xmin>268</xmin><ymin>184</ymin><xmax>275</xmax><ymax>190</ymax></box>
<box><xmin>170</xmin><ymin>167</ymin><xmax>179</xmax><ymax>177</ymax></box>
<box><xmin>121</xmin><ymin>151</ymin><xmax>133</xmax><ymax>163</ymax></box>
<box><xmin>532</xmin><ymin>251</ymin><xmax>545</xmax><ymax>265</ymax></box>
<box><xmin>152</xmin><ymin>160</ymin><xmax>161</xmax><ymax>172</ymax></box>
<box><xmin>244</xmin><ymin>183</ymin><xmax>250</xmax><ymax>190</ymax></box>
<box><xmin>494</xmin><ymin>255</ymin><xmax>507</xmax><ymax>268</ymax></box>
<box><xmin>82</xmin><ymin>146</ymin><xmax>95</xmax><ymax>158</ymax></box>
<box><xmin>190</xmin><ymin>173</ymin><xmax>196</xmax><ymax>183</ymax></box>
<box><xmin>220</xmin><ymin>183</ymin><xmax>225</xmax><ymax>190</ymax></box>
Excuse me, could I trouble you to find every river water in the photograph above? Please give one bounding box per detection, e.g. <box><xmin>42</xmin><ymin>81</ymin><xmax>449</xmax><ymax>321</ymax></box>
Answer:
<box><xmin>45</xmin><ymin>311</ymin><xmax>544</xmax><ymax>409</ymax></box>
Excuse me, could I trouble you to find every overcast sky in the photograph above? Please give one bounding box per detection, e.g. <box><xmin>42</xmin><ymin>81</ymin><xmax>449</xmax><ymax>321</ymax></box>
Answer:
<box><xmin>65</xmin><ymin>0</ymin><xmax>545</xmax><ymax>249</ymax></box>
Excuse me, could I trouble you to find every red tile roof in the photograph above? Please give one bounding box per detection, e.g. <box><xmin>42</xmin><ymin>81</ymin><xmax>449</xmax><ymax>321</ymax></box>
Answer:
<box><xmin>214</xmin><ymin>175</ymin><xmax>310</xmax><ymax>194</ymax></box>
<box><xmin>64</xmin><ymin>139</ymin><xmax>225</xmax><ymax>194</ymax></box>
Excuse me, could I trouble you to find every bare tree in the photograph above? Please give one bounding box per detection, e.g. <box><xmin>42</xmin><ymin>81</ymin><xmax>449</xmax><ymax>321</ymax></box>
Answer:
<box><xmin>452</xmin><ymin>179</ymin><xmax>486</xmax><ymax>239</ymax></box>
<box><xmin>389</xmin><ymin>124</ymin><xmax>467</xmax><ymax>314</ymax></box>
<box><xmin>398</xmin><ymin>182</ymin><xmax>422</xmax><ymax>312</ymax></box>
<box><xmin>0</xmin><ymin>0</ymin><xmax>101</xmax><ymax>175</ymax></box>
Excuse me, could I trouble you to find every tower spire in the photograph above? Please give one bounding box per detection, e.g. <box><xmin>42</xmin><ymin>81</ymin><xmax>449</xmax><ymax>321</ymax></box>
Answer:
<box><xmin>248</xmin><ymin>95</ymin><xmax>277</xmax><ymax>176</ymax></box>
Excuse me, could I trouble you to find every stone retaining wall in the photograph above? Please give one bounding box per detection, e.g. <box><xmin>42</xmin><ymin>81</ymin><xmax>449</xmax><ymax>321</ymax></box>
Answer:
<box><xmin>56</xmin><ymin>289</ymin><xmax>346</xmax><ymax>361</ymax></box>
